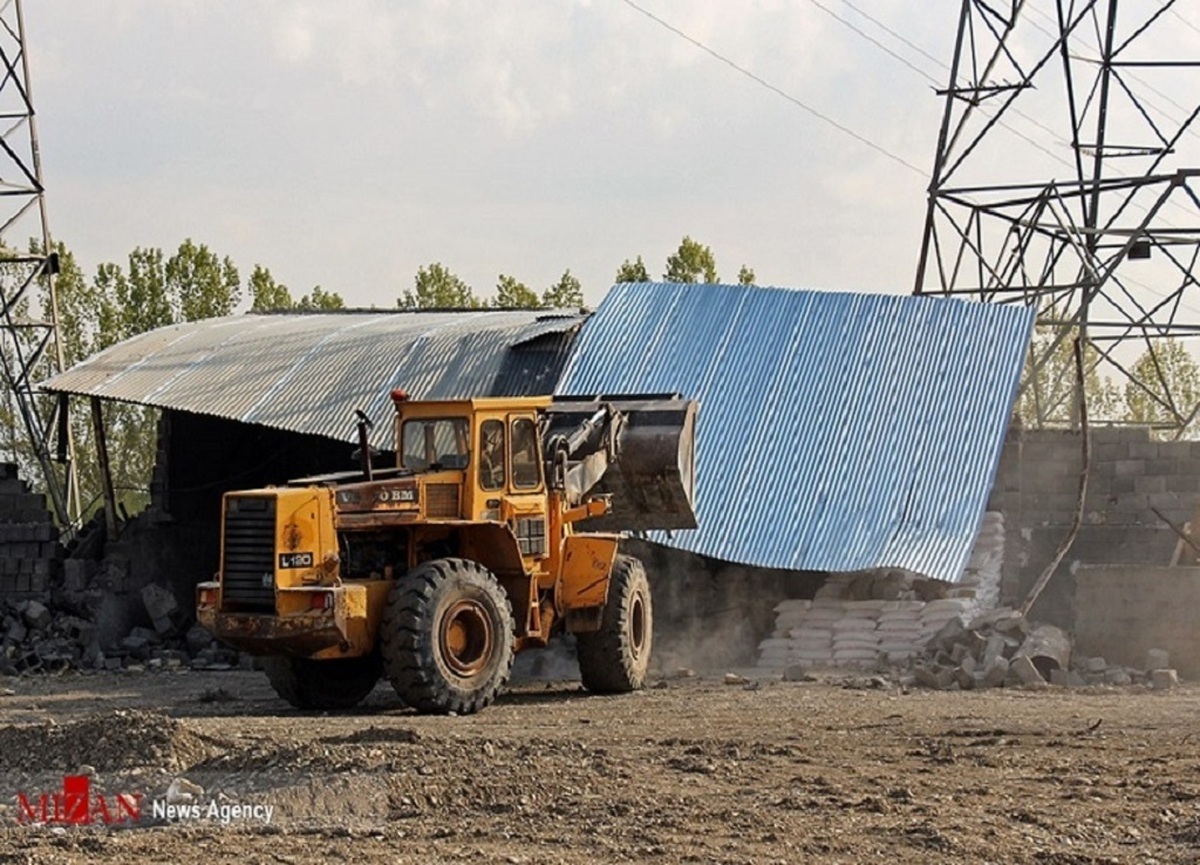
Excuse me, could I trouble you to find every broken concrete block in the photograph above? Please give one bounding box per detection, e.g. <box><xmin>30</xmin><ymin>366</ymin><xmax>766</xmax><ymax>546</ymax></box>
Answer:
<box><xmin>930</xmin><ymin>617</ymin><xmax>965</xmax><ymax>649</ymax></box>
<box><xmin>983</xmin><ymin>657</ymin><xmax>1009</xmax><ymax>688</ymax></box>
<box><xmin>1151</xmin><ymin>669</ymin><xmax>1179</xmax><ymax>690</ymax></box>
<box><xmin>914</xmin><ymin>664</ymin><xmax>955</xmax><ymax>690</ymax></box>
<box><xmin>981</xmin><ymin>633</ymin><xmax>1007</xmax><ymax>667</ymax></box>
<box><xmin>959</xmin><ymin>654</ymin><xmax>977</xmax><ymax>675</ymax></box>
<box><xmin>1049</xmin><ymin>668</ymin><xmax>1071</xmax><ymax>687</ymax></box>
<box><xmin>185</xmin><ymin>622</ymin><xmax>213</xmax><ymax>656</ymax></box>
<box><xmin>127</xmin><ymin>626</ymin><xmax>160</xmax><ymax>644</ymax></box>
<box><xmin>953</xmin><ymin>666</ymin><xmax>975</xmax><ymax>690</ymax></box>
<box><xmin>1085</xmin><ymin>656</ymin><xmax>1107</xmax><ymax>674</ymax></box>
<box><xmin>781</xmin><ymin>664</ymin><xmax>815</xmax><ymax>682</ymax></box>
<box><xmin>1104</xmin><ymin>667</ymin><xmax>1132</xmax><ymax>686</ymax></box>
<box><xmin>120</xmin><ymin>634</ymin><xmax>150</xmax><ymax>653</ymax></box>
<box><xmin>141</xmin><ymin>584</ymin><xmax>178</xmax><ymax>623</ymax></box>
<box><xmin>1011</xmin><ymin>655</ymin><xmax>1045</xmax><ymax>686</ymax></box>
<box><xmin>1146</xmin><ymin>648</ymin><xmax>1170</xmax><ymax>672</ymax></box>
<box><xmin>20</xmin><ymin>600</ymin><xmax>51</xmax><ymax>631</ymax></box>
<box><xmin>5</xmin><ymin>619</ymin><xmax>26</xmax><ymax>644</ymax></box>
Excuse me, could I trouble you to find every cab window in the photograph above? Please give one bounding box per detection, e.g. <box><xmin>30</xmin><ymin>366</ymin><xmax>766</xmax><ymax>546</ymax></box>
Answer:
<box><xmin>479</xmin><ymin>419</ymin><xmax>506</xmax><ymax>490</ymax></box>
<box><xmin>401</xmin><ymin>418</ymin><xmax>469</xmax><ymax>470</ymax></box>
<box><xmin>511</xmin><ymin>417</ymin><xmax>540</xmax><ymax>489</ymax></box>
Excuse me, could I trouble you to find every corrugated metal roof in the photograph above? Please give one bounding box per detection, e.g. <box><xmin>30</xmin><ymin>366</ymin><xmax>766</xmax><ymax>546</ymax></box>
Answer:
<box><xmin>556</xmin><ymin>282</ymin><xmax>1034</xmax><ymax>582</ymax></box>
<box><xmin>43</xmin><ymin>310</ymin><xmax>585</xmax><ymax>450</ymax></box>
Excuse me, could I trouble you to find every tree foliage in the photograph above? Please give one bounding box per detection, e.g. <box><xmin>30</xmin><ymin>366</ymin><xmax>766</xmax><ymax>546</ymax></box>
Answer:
<box><xmin>542</xmin><ymin>269</ymin><xmax>583</xmax><ymax>309</ymax></box>
<box><xmin>738</xmin><ymin>264</ymin><xmax>756</xmax><ymax>286</ymax></box>
<box><xmin>664</xmin><ymin>236</ymin><xmax>718</xmax><ymax>284</ymax></box>
<box><xmin>615</xmin><ymin>256</ymin><xmax>650</xmax><ymax>283</ymax></box>
<box><xmin>250</xmin><ymin>265</ymin><xmax>344</xmax><ymax>312</ymax></box>
<box><xmin>493</xmin><ymin>274</ymin><xmax>542</xmax><ymax>309</ymax></box>
<box><xmin>1017</xmin><ymin>327</ymin><xmax>1121</xmax><ymax>426</ymax></box>
<box><xmin>1124</xmin><ymin>339</ymin><xmax>1200</xmax><ymax>436</ymax></box>
<box><xmin>398</xmin><ymin>262</ymin><xmax>481</xmax><ymax>309</ymax></box>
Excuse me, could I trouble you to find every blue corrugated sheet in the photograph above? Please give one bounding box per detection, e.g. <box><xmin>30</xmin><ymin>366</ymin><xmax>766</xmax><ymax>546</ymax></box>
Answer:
<box><xmin>557</xmin><ymin>282</ymin><xmax>1034</xmax><ymax>582</ymax></box>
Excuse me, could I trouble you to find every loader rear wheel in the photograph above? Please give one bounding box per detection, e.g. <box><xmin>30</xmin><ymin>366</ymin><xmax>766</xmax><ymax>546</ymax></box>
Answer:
<box><xmin>262</xmin><ymin>654</ymin><xmax>381</xmax><ymax>710</ymax></box>
<box><xmin>577</xmin><ymin>555</ymin><xmax>653</xmax><ymax>694</ymax></box>
<box><xmin>380</xmin><ymin>558</ymin><xmax>514</xmax><ymax>715</ymax></box>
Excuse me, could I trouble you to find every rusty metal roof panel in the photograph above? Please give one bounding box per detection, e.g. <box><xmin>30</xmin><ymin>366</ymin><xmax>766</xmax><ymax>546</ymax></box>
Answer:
<box><xmin>43</xmin><ymin>310</ymin><xmax>585</xmax><ymax>450</ymax></box>
<box><xmin>557</xmin><ymin>282</ymin><xmax>1034</xmax><ymax>582</ymax></box>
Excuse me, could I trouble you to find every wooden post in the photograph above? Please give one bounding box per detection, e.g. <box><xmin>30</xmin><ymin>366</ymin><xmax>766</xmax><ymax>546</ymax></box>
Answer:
<box><xmin>90</xmin><ymin>396</ymin><xmax>118</xmax><ymax>537</ymax></box>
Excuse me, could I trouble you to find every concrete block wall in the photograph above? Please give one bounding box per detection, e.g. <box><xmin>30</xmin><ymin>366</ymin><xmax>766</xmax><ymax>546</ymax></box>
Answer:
<box><xmin>0</xmin><ymin>463</ymin><xmax>61</xmax><ymax>597</ymax></box>
<box><xmin>988</xmin><ymin>426</ymin><xmax>1200</xmax><ymax>630</ymax></box>
<box><xmin>1074</xmin><ymin>565</ymin><xmax>1200</xmax><ymax>678</ymax></box>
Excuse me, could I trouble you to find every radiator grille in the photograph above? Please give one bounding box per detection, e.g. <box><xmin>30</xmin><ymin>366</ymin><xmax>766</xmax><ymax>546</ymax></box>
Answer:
<box><xmin>425</xmin><ymin>484</ymin><xmax>460</xmax><ymax>518</ymax></box>
<box><xmin>221</xmin><ymin>496</ymin><xmax>276</xmax><ymax>611</ymax></box>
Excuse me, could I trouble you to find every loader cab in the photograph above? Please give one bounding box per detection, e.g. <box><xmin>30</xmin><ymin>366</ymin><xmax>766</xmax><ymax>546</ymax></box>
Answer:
<box><xmin>390</xmin><ymin>392</ymin><xmax>553</xmax><ymax>525</ymax></box>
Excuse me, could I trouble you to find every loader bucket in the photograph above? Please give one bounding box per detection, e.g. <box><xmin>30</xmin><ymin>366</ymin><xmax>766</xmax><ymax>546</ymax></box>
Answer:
<box><xmin>546</xmin><ymin>396</ymin><xmax>698</xmax><ymax>532</ymax></box>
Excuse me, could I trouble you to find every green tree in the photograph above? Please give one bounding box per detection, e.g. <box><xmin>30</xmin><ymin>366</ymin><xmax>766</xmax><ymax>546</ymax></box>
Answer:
<box><xmin>1124</xmin><ymin>339</ymin><xmax>1200</xmax><ymax>436</ymax></box>
<box><xmin>664</xmin><ymin>236</ymin><xmax>718</xmax><ymax>284</ymax></box>
<box><xmin>738</xmin><ymin>264</ymin><xmax>756</xmax><ymax>286</ymax></box>
<box><xmin>167</xmin><ymin>239</ymin><xmax>241</xmax><ymax>321</ymax></box>
<box><xmin>249</xmin><ymin>264</ymin><xmax>293</xmax><ymax>312</ymax></box>
<box><xmin>493</xmin><ymin>274</ymin><xmax>542</xmax><ymax>309</ymax></box>
<box><xmin>615</xmin><ymin>255</ymin><xmax>650</xmax><ymax>283</ymax></box>
<box><xmin>297</xmin><ymin>285</ymin><xmax>344</xmax><ymax>310</ymax></box>
<box><xmin>122</xmin><ymin>246</ymin><xmax>172</xmax><ymax>338</ymax></box>
<box><xmin>398</xmin><ymin>262</ymin><xmax>480</xmax><ymax>309</ymax></box>
<box><xmin>542</xmin><ymin>269</ymin><xmax>583</xmax><ymax>309</ymax></box>
<box><xmin>1017</xmin><ymin>327</ymin><xmax>1121</xmax><ymax>427</ymax></box>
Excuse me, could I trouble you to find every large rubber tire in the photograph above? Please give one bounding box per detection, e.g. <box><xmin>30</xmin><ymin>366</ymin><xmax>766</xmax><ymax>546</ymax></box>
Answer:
<box><xmin>577</xmin><ymin>554</ymin><xmax>653</xmax><ymax>694</ymax></box>
<box><xmin>262</xmin><ymin>654</ymin><xmax>381</xmax><ymax>710</ymax></box>
<box><xmin>380</xmin><ymin>558</ymin><xmax>514</xmax><ymax>715</ymax></box>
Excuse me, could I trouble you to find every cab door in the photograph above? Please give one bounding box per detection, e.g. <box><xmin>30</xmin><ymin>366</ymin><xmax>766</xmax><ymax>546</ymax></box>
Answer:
<box><xmin>501</xmin><ymin>414</ymin><xmax>548</xmax><ymax>563</ymax></box>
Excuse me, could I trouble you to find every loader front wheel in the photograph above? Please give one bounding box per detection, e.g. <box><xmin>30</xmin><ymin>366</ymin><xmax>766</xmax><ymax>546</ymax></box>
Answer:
<box><xmin>577</xmin><ymin>554</ymin><xmax>653</xmax><ymax>694</ymax></box>
<box><xmin>262</xmin><ymin>654</ymin><xmax>381</xmax><ymax>710</ymax></box>
<box><xmin>380</xmin><ymin>558</ymin><xmax>514</xmax><ymax>715</ymax></box>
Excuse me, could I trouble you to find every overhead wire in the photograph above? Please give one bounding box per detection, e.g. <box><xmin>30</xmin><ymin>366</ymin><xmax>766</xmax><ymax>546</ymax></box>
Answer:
<box><xmin>617</xmin><ymin>0</ymin><xmax>927</xmax><ymax>176</ymax></box>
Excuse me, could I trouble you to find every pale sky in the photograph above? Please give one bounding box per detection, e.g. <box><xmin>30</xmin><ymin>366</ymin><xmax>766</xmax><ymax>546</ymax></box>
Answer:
<box><xmin>22</xmin><ymin>2</ymin><xmax>1200</xmax><ymax>310</ymax></box>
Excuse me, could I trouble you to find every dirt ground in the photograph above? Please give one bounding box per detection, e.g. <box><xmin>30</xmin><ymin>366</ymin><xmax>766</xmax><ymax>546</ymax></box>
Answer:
<box><xmin>0</xmin><ymin>667</ymin><xmax>1196</xmax><ymax>865</ymax></box>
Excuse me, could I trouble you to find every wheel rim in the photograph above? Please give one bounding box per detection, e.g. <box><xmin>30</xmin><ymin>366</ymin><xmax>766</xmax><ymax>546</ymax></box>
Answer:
<box><xmin>629</xmin><ymin>593</ymin><xmax>647</xmax><ymax>658</ymax></box>
<box><xmin>439</xmin><ymin>599</ymin><xmax>493</xmax><ymax>679</ymax></box>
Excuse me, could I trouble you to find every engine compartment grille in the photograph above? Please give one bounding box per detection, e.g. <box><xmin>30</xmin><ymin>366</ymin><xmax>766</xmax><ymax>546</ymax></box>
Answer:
<box><xmin>425</xmin><ymin>483</ymin><xmax>460</xmax><ymax>518</ymax></box>
<box><xmin>221</xmin><ymin>496</ymin><xmax>276</xmax><ymax>611</ymax></box>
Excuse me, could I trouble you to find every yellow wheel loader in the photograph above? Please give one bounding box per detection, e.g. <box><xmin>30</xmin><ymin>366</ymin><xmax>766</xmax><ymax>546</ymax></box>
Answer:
<box><xmin>196</xmin><ymin>391</ymin><xmax>697</xmax><ymax>714</ymax></box>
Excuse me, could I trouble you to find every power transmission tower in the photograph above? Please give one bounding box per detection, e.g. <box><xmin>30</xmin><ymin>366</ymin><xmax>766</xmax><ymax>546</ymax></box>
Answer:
<box><xmin>914</xmin><ymin>0</ymin><xmax>1200</xmax><ymax>434</ymax></box>
<box><xmin>0</xmin><ymin>0</ymin><xmax>77</xmax><ymax>524</ymax></box>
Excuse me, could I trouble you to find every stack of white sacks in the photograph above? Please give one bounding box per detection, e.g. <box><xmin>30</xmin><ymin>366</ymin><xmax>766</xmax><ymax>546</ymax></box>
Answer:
<box><xmin>757</xmin><ymin>512</ymin><xmax>1004</xmax><ymax>671</ymax></box>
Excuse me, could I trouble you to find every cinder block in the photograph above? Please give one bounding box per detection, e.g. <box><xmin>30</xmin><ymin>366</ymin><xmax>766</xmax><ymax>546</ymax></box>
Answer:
<box><xmin>1113</xmin><ymin>459</ymin><xmax>1144</xmax><ymax>479</ymax></box>
<box><xmin>1145</xmin><ymin>458</ymin><xmax>1181</xmax><ymax>478</ymax></box>
<box><xmin>1151</xmin><ymin>669</ymin><xmax>1179</xmax><ymax>690</ymax></box>
<box><xmin>1134</xmin><ymin>475</ymin><xmax>1168</xmax><ymax>494</ymax></box>
<box><xmin>1092</xmin><ymin>442</ymin><xmax>1129</xmax><ymax>463</ymax></box>
<box><xmin>1129</xmin><ymin>440</ymin><xmax>1161</xmax><ymax>460</ymax></box>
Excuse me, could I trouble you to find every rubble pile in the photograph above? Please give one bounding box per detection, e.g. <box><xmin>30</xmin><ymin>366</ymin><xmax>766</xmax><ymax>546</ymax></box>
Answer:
<box><xmin>912</xmin><ymin>607</ymin><xmax>1181</xmax><ymax>691</ymax></box>
<box><xmin>0</xmin><ymin>581</ymin><xmax>238</xmax><ymax>676</ymax></box>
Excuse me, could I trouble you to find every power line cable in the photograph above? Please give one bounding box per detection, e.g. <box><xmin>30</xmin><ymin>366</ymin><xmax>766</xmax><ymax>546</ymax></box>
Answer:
<box><xmin>618</xmin><ymin>0</ymin><xmax>927</xmax><ymax>176</ymax></box>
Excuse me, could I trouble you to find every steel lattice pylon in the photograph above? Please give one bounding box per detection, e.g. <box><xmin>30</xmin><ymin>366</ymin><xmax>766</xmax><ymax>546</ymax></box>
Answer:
<box><xmin>0</xmin><ymin>0</ymin><xmax>75</xmax><ymax>523</ymax></box>
<box><xmin>914</xmin><ymin>0</ymin><xmax>1200</xmax><ymax>433</ymax></box>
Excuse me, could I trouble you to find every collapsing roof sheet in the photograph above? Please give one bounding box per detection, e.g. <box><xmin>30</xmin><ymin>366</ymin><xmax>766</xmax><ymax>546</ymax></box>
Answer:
<box><xmin>43</xmin><ymin>310</ymin><xmax>584</xmax><ymax>450</ymax></box>
<box><xmin>557</xmin><ymin>282</ymin><xmax>1034</xmax><ymax>582</ymax></box>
